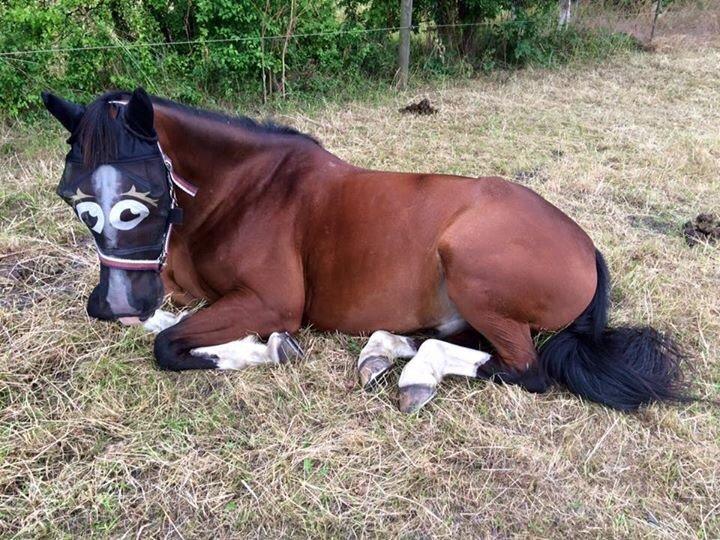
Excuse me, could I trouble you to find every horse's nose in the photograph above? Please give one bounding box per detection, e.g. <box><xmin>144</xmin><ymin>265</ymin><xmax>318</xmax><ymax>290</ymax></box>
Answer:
<box><xmin>86</xmin><ymin>269</ymin><xmax>164</xmax><ymax>321</ymax></box>
<box><xmin>86</xmin><ymin>284</ymin><xmax>116</xmax><ymax>321</ymax></box>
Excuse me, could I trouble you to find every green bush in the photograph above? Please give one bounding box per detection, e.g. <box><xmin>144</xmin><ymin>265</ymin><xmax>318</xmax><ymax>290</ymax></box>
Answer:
<box><xmin>0</xmin><ymin>0</ymin><xmax>385</xmax><ymax>115</ymax></box>
<box><xmin>343</xmin><ymin>0</ymin><xmax>636</xmax><ymax>74</ymax></box>
<box><xmin>0</xmin><ymin>0</ymin><xmax>636</xmax><ymax>117</ymax></box>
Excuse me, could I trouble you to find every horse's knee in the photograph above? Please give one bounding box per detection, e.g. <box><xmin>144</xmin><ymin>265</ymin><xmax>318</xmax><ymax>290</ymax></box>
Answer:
<box><xmin>153</xmin><ymin>328</ymin><xmax>219</xmax><ymax>371</ymax></box>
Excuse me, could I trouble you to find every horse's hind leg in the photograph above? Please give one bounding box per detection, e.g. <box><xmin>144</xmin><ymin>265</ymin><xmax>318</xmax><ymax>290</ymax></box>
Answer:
<box><xmin>357</xmin><ymin>331</ymin><xmax>418</xmax><ymax>390</ymax></box>
<box><xmin>397</xmin><ymin>339</ymin><xmax>491</xmax><ymax>413</ymax></box>
<box><xmin>437</xmin><ymin>223</ymin><xmax>551</xmax><ymax>394</ymax></box>
<box><xmin>466</xmin><ymin>315</ymin><xmax>549</xmax><ymax>394</ymax></box>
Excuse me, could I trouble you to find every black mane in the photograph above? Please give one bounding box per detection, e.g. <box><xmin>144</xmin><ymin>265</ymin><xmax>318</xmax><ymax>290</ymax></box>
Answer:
<box><xmin>75</xmin><ymin>91</ymin><xmax>320</xmax><ymax>168</ymax></box>
<box><xmin>150</xmin><ymin>95</ymin><xmax>321</xmax><ymax>146</ymax></box>
<box><xmin>75</xmin><ymin>92</ymin><xmax>123</xmax><ymax>168</ymax></box>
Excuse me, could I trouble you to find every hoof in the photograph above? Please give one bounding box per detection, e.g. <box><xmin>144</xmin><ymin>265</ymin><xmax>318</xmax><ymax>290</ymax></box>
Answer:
<box><xmin>358</xmin><ymin>355</ymin><xmax>393</xmax><ymax>391</ymax></box>
<box><xmin>270</xmin><ymin>332</ymin><xmax>304</xmax><ymax>364</ymax></box>
<box><xmin>398</xmin><ymin>384</ymin><xmax>437</xmax><ymax>413</ymax></box>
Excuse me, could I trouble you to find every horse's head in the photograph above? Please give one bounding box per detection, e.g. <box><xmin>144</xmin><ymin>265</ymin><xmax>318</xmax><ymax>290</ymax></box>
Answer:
<box><xmin>43</xmin><ymin>88</ymin><xmax>177</xmax><ymax>322</ymax></box>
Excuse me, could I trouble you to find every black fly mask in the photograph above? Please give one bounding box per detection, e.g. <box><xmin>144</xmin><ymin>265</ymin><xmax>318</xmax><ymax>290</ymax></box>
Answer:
<box><xmin>43</xmin><ymin>88</ymin><xmax>196</xmax><ymax>320</ymax></box>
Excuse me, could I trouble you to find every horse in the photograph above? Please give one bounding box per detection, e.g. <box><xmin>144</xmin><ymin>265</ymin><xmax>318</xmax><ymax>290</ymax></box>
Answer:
<box><xmin>42</xmin><ymin>87</ymin><xmax>689</xmax><ymax>413</ymax></box>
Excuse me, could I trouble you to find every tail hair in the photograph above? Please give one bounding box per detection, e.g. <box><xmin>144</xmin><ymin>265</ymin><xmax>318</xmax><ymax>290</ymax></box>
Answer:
<box><xmin>539</xmin><ymin>250</ymin><xmax>690</xmax><ymax>411</ymax></box>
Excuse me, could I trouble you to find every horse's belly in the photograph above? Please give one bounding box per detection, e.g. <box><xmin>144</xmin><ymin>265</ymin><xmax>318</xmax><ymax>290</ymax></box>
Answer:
<box><xmin>304</xmin><ymin>299</ymin><xmax>448</xmax><ymax>335</ymax></box>
<box><xmin>301</xmin><ymin>181</ymin><xmax>466</xmax><ymax>334</ymax></box>
<box><xmin>303</xmin><ymin>263</ymin><xmax>455</xmax><ymax>335</ymax></box>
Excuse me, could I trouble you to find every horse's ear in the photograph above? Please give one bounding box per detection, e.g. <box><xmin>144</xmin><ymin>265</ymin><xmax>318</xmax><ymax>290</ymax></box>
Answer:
<box><xmin>125</xmin><ymin>87</ymin><xmax>156</xmax><ymax>138</ymax></box>
<box><xmin>41</xmin><ymin>91</ymin><xmax>85</xmax><ymax>133</ymax></box>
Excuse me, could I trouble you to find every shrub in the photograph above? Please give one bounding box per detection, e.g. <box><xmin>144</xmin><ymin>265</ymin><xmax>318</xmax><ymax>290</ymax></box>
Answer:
<box><xmin>0</xmin><ymin>0</ymin><xmax>636</xmax><ymax>116</ymax></box>
<box><xmin>0</xmin><ymin>0</ymin><xmax>382</xmax><ymax>114</ymax></box>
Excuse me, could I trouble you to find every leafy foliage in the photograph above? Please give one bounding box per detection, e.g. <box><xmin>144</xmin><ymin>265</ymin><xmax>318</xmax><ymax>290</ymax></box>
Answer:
<box><xmin>0</xmin><ymin>0</ymin><xmax>635</xmax><ymax>116</ymax></box>
<box><xmin>0</xmin><ymin>0</ymin><xmax>379</xmax><ymax>114</ymax></box>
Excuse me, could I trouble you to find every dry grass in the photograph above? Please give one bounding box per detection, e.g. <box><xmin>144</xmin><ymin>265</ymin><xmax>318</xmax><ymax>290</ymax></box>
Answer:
<box><xmin>2</xmin><ymin>39</ymin><xmax>720</xmax><ymax>538</ymax></box>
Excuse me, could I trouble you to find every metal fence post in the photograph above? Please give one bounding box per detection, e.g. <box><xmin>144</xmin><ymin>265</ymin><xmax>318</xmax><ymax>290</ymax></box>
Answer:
<box><xmin>650</xmin><ymin>0</ymin><xmax>662</xmax><ymax>42</ymax></box>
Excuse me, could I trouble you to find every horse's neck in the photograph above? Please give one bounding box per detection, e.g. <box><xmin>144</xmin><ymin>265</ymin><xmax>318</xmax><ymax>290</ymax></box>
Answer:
<box><xmin>153</xmin><ymin>105</ymin><xmax>293</xmax><ymax>233</ymax></box>
<box><xmin>153</xmin><ymin>105</ymin><xmax>264</xmax><ymax>190</ymax></box>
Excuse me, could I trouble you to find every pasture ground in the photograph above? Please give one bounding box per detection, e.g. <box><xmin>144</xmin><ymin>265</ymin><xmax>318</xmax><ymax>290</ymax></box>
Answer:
<box><xmin>1</xmin><ymin>34</ymin><xmax>719</xmax><ymax>538</ymax></box>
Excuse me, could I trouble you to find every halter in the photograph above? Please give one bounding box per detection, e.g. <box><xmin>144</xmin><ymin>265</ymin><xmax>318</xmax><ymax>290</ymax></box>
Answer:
<box><xmin>92</xmin><ymin>100</ymin><xmax>198</xmax><ymax>272</ymax></box>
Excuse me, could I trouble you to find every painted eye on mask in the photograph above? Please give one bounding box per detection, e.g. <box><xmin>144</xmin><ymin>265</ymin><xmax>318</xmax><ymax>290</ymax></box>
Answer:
<box><xmin>109</xmin><ymin>199</ymin><xmax>150</xmax><ymax>230</ymax></box>
<box><xmin>75</xmin><ymin>201</ymin><xmax>105</xmax><ymax>234</ymax></box>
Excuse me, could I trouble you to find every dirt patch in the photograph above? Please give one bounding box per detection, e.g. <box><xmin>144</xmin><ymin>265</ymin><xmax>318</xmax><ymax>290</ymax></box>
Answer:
<box><xmin>399</xmin><ymin>98</ymin><xmax>438</xmax><ymax>115</ymax></box>
<box><xmin>627</xmin><ymin>214</ymin><xmax>676</xmax><ymax>235</ymax></box>
<box><xmin>574</xmin><ymin>0</ymin><xmax>720</xmax><ymax>45</ymax></box>
<box><xmin>0</xmin><ymin>252</ymin><xmax>83</xmax><ymax>310</ymax></box>
<box><xmin>513</xmin><ymin>167</ymin><xmax>548</xmax><ymax>184</ymax></box>
<box><xmin>683</xmin><ymin>213</ymin><xmax>720</xmax><ymax>246</ymax></box>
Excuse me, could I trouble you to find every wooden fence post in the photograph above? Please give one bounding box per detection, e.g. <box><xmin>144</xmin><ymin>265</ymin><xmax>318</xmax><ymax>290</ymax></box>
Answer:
<box><xmin>650</xmin><ymin>0</ymin><xmax>662</xmax><ymax>42</ymax></box>
<box><xmin>398</xmin><ymin>0</ymin><xmax>412</xmax><ymax>90</ymax></box>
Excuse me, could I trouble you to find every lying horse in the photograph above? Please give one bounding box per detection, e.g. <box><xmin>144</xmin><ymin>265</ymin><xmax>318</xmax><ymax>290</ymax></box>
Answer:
<box><xmin>42</xmin><ymin>88</ymin><xmax>687</xmax><ymax>413</ymax></box>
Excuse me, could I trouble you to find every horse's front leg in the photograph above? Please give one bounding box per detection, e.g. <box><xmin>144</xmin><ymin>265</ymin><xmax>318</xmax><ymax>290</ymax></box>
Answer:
<box><xmin>357</xmin><ymin>331</ymin><xmax>418</xmax><ymax>389</ymax></box>
<box><xmin>190</xmin><ymin>332</ymin><xmax>303</xmax><ymax>370</ymax></box>
<box><xmin>152</xmin><ymin>292</ymin><xmax>303</xmax><ymax>371</ymax></box>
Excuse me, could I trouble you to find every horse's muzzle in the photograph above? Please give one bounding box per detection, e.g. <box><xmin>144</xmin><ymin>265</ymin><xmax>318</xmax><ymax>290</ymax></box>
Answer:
<box><xmin>86</xmin><ymin>266</ymin><xmax>164</xmax><ymax>321</ymax></box>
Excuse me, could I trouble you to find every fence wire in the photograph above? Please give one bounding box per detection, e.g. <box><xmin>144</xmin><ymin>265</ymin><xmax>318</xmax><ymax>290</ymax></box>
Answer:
<box><xmin>0</xmin><ymin>22</ymin><xmax>501</xmax><ymax>58</ymax></box>
<box><xmin>0</xmin><ymin>1</ymin><xmax>716</xmax><ymax>113</ymax></box>
<box><xmin>573</xmin><ymin>0</ymin><xmax>719</xmax><ymax>44</ymax></box>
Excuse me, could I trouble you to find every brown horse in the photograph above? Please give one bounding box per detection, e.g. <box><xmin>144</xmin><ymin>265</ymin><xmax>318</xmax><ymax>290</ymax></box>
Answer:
<box><xmin>42</xmin><ymin>88</ymin><xmax>688</xmax><ymax>413</ymax></box>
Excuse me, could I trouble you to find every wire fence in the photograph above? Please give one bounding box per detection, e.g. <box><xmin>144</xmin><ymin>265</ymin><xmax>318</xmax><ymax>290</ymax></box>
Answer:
<box><xmin>572</xmin><ymin>0</ymin><xmax>719</xmax><ymax>44</ymax></box>
<box><xmin>0</xmin><ymin>26</ymin><xmax>408</xmax><ymax>58</ymax></box>
<box><xmin>0</xmin><ymin>22</ymin><xmax>505</xmax><ymax>58</ymax></box>
<box><xmin>0</xmin><ymin>1</ymin><xmax>716</xmax><ymax>114</ymax></box>
<box><xmin>1</xmin><ymin>2</ymin><xmax>714</xmax><ymax>59</ymax></box>
<box><xmin>0</xmin><ymin>18</ymin><xmax>514</xmax><ymax>110</ymax></box>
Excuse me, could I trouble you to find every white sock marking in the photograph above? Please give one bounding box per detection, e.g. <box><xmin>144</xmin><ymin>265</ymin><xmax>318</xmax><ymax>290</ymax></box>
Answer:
<box><xmin>142</xmin><ymin>309</ymin><xmax>188</xmax><ymax>334</ymax></box>
<box><xmin>358</xmin><ymin>330</ymin><xmax>418</xmax><ymax>368</ymax></box>
<box><xmin>190</xmin><ymin>332</ymin><xmax>288</xmax><ymax>370</ymax></box>
<box><xmin>398</xmin><ymin>339</ymin><xmax>491</xmax><ymax>388</ymax></box>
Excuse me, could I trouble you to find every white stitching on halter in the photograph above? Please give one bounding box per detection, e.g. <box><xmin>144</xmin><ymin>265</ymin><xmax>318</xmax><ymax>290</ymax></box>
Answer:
<box><xmin>157</xmin><ymin>143</ymin><xmax>198</xmax><ymax>197</ymax></box>
<box><xmin>96</xmin><ymin>242</ymin><xmax>164</xmax><ymax>271</ymax></box>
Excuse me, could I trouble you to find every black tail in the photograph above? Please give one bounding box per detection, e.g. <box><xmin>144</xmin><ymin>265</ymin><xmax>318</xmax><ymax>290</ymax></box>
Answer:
<box><xmin>539</xmin><ymin>250</ymin><xmax>689</xmax><ymax>411</ymax></box>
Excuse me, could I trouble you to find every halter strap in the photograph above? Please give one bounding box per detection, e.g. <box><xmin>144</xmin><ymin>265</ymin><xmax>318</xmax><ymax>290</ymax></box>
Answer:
<box><xmin>158</xmin><ymin>143</ymin><xmax>198</xmax><ymax>197</ymax></box>
<box><xmin>97</xmin><ymin>99</ymin><xmax>198</xmax><ymax>272</ymax></box>
<box><xmin>96</xmin><ymin>247</ymin><xmax>165</xmax><ymax>272</ymax></box>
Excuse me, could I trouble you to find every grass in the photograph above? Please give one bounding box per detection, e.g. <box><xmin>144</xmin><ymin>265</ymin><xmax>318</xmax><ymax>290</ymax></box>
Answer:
<box><xmin>2</xmin><ymin>35</ymin><xmax>720</xmax><ymax>538</ymax></box>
